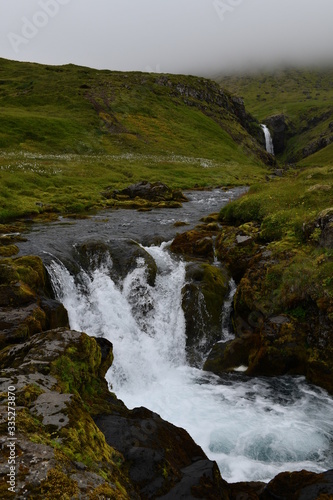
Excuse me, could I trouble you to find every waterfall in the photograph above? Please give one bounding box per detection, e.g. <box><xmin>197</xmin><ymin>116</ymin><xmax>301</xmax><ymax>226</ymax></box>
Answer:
<box><xmin>47</xmin><ymin>245</ymin><xmax>333</xmax><ymax>484</ymax></box>
<box><xmin>261</xmin><ymin>124</ymin><xmax>274</xmax><ymax>155</ymax></box>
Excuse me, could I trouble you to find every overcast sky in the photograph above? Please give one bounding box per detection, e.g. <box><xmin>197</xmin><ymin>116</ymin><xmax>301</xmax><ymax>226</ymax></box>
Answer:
<box><xmin>1</xmin><ymin>0</ymin><xmax>333</xmax><ymax>76</ymax></box>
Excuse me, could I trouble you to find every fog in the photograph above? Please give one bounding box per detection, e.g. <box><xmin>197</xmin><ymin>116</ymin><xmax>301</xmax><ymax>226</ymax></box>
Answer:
<box><xmin>1</xmin><ymin>0</ymin><xmax>333</xmax><ymax>76</ymax></box>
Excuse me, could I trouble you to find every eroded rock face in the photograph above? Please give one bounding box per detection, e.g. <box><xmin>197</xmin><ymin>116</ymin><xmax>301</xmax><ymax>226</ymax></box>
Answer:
<box><xmin>206</xmin><ymin>223</ymin><xmax>333</xmax><ymax>394</ymax></box>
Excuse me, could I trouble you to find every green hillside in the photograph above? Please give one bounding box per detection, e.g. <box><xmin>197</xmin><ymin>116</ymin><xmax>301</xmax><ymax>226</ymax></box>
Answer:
<box><xmin>217</xmin><ymin>68</ymin><xmax>333</xmax><ymax>165</ymax></box>
<box><xmin>0</xmin><ymin>58</ymin><xmax>270</xmax><ymax>222</ymax></box>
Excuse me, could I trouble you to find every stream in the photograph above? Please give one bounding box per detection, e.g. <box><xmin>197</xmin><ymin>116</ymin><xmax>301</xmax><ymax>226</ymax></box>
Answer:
<box><xmin>17</xmin><ymin>188</ymin><xmax>333</xmax><ymax>483</ymax></box>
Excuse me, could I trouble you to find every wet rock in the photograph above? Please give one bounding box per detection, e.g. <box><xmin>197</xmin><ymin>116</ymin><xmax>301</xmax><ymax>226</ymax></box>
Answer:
<box><xmin>157</xmin><ymin>460</ymin><xmax>229</xmax><ymax>500</ymax></box>
<box><xmin>39</xmin><ymin>297</ymin><xmax>69</xmax><ymax>330</ymax></box>
<box><xmin>95</xmin><ymin>406</ymin><xmax>227</xmax><ymax>499</ymax></box>
<box><xmin>182</xmin><ymin>262</ymin><xmax>229</xmax><ymax>366</ymax></box>
<box><xmin>203</xmin><ymin>334</ymin><xmax>261</xmax><ymax>376</ymax></box>
<box><xmin>74</xmin><ymin>238</ymin><xmax>157</xmax><ymax>286</ymax></box>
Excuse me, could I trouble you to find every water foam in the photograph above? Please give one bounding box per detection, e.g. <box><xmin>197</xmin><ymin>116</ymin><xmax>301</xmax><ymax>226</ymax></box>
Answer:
<box><xmin>47</xmin><ymin>246</ymin><xmax>333</xmax><ymax>483</ymax></box>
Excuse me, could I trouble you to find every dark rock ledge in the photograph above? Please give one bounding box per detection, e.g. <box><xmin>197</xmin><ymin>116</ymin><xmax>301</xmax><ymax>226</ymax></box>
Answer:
<box><xmin>1</xmin><ymin>255</ymin><xmax>332</xmax><ymax>498</ymax></box>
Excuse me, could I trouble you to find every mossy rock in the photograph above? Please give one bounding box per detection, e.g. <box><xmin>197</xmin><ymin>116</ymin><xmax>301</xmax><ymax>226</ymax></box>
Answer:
<box><xmin>182</xmin><ymin>262</ymin><xmax>229</xmax><ymax>366</ymax></box>
<box><xmin>203</xmin><ymin>333</ymin><xmax>261</xmax><ymax>375</ymax></box>
<box><xmin>215</xmin><ymin>225</ymin><xmax>260</xmax><ymax>281</ymax></box>
<box><xmin>170</xmin><ymin>230</ymin><xmax>215</xmax><ymax>261</ymax></box>
<box><xmin>0</xmin><ymin>328</ymin><xmax>136</xmax><ymax>498</ymax></box>
<box><xmin>0</xmin><ymin>244</ymin><xmax>19</xmax><ymax>257</ymax></box>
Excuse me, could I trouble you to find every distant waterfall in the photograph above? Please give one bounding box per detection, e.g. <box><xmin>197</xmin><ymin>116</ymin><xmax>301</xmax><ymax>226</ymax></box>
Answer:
<box><xmin>261</xmin><ymin>124</ymin><xmax>274</xmax><ymax>155</ymax></box>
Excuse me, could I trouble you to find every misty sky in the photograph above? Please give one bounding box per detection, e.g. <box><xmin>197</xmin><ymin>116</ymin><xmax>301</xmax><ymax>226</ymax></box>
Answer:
<box><xmin>1</xmin><ymin>0</ymin><xmax>333</xmax><ymax>76</ymax></box>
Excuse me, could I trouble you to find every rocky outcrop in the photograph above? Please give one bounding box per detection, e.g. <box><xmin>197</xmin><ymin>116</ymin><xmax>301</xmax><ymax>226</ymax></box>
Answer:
<box><xmin>205</xmin><ymin>223</ymin><xmax>333</xmax><ymax>394</ymax></box>
<box><xmin>260</xmin><ymin>469</ymin><xmax>333</xmax><ymax>500</ymax></box>
<box><xmin>155</xmin><ymin>76</ymin><xmax>275</xmax><ymax>167</ymax></box>
<box><xmin>0</xmin><ymin>255</ymin><xmax>68</xmax><ymax>349</ymax></box>
<box><xmin>102</xmin><ymin>181</ymin><xmax>188</xmax><ymax>209</ymax></box>
<box><xmin>95</xmin><ymin>407</ymin><xmax>228</xmax><ymax>499</ymax></box>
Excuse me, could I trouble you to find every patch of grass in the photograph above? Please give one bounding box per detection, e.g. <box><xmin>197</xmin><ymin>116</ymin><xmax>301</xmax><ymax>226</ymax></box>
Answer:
<box><xmin>0</xmin><ymin>58</ymin><xmax>270</xmax><ymax>222</ymax></box>
<box><xmin>220</xmin><ymin>165</ymin><xmax>333</xmax><ymax>242</ymax></box>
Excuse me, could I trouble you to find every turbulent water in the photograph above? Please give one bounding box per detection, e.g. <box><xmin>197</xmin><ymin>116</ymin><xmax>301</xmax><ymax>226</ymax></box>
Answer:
<box><xmin>261</xmin><ymin>124</ymin><xmax>274</xmax><ymax>155</ymax></box>
<box><xmin>47</xmin><ymin>243</ymin><xmax>333</xmax><ymax>484</ymax></box>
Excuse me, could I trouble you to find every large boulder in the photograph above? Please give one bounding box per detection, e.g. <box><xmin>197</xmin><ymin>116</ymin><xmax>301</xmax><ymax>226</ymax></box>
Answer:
<box><xmin>95</xmin><ymin>407</ymin><xmax>228</xmax><ymax>499</ymax></box>
<box><xmin>73</xmin><ymin>238</ymin><xmax>157</xmax><ymax>286</ymax></box>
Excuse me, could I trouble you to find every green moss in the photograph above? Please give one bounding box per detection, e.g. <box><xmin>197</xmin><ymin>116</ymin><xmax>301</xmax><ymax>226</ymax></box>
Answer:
<box><xmin>0</xmin><ymin>244</ymin><xmax>19</xmax><ymax>257</ymax></box>
<box><xmin>201</xmin><ymin>263</ymin><xmax>228</xmax><ymax>324</ymax></box>
<box><xmin>13</xmin><ymin>255</ymin><xmax>46</xmax><ymax>290</ymax></box>
<box><xmin>38</xmin><ymin>469</ymin><xmax>79</xmax><ymax>499</ymax></box>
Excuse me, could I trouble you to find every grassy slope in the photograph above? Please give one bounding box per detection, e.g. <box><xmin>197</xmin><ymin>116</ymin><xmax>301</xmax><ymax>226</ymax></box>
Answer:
<box><xmin>217</xmin><ymin>67</ymin><xmax>333</xmax><ymax>164</ymax></box>
<box><xmin>0</xmin><ymin>58</ymin><xmax>268</xmax><ymax>222</ymax></box>
<box><xmin>215</xmin><ymin>68</ymin><xmax>333</xmax><ymax>319</ymax></box>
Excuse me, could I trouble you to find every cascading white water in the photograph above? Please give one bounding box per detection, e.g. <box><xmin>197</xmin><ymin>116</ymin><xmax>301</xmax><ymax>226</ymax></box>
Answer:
<box><xmin>261</xmin><ymin>124</ymin><xmax>274</xmax><ymax>155</ymax></box>
<box><xmin>47</xmin><ymin>245</ymin><xmax>333</xmax><ymax>484</ymax></box>
<box><xmin>221</xmin><ymin>278</ymin><xmax>237</xmax><ymax>342</ymax></box>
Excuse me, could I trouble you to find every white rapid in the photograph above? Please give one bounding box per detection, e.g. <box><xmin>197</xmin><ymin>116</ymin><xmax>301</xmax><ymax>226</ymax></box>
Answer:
<box><xmin>47</xmin><ymin>245</ymin><xmax>333</xmax><ymax>484</ymax></box>
<box><xmin>261</xmin><ymin>124</ymin><xmax>274</xmax><ymax>155</ymax></box>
